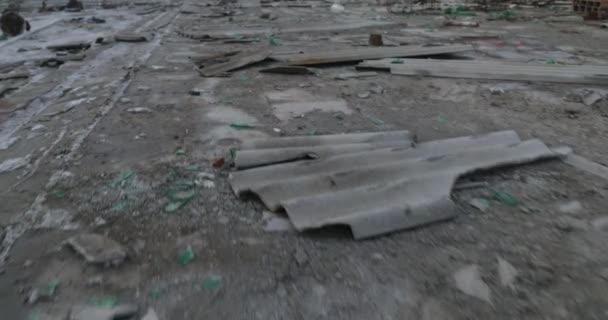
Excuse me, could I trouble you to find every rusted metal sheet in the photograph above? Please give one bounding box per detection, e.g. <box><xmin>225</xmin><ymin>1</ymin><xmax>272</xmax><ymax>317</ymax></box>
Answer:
<box><xmin>359</xmin><ymin>58</ymin><xmax>608</xmax><ymax>85</ymax></box>
<box><xmin>230</xmin><ymin>131</ymin><xmax>558</xmax><ymax>239</ymax></box>
<box><xmin>199</xmin><ymin>49</ymin><xmax>271</xmax><ymax>77</ymax></box>
<box><xmin>270</xmin><ymin>45</ymin><xmax>473</xmax><ymax>66</ymax></box>
<box><xmin>235</xmin><ymin>131</ymin><xmax>412</xmax><ymax>169</ymax></box>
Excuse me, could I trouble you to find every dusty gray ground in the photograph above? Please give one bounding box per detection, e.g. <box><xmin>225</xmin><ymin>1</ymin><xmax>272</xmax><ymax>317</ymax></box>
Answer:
<box><xmin>1</xmin><ymin>1</ymin><xmax>608</xmax><ymax>319</ymax></box>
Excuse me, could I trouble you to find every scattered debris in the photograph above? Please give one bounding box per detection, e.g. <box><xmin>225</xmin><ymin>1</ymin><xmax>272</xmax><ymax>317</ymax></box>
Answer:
<box><xmin>0</xmin><ymin>155</ymin><xmax>30</xmax><ymax>174</ymax></box>
<box><xmin>497</xmin><ymin>257</ymin><xmax>518</xmax><ymax>289</ymax></box>
<box><xmin>357</xmin><ymin>91</ymin><xmax>371</xmax><ymax>99</ymax></box>
<box><xmin>66</xmin><ymin>234</ymin><xmax>127</xmax><ymax>266</ymax></box>
<box><xmin>493</xmin><ymin>191</ymin><xmax>519</xmax><ymax>207</ymax></box>
<box><xmin>260</xmin><ymin>66</ymin><xmax>315</xmax><ymax>75</ymax></box>
<box><xmin>330</xmin><ymin>3</ymin><xmax>345</xmax><ymax>13</ymax></box>
<box><xmin>369</xmin><ymin>32</ymin><xmax>383</xmax><ymax>46</ymax></box>
<box><xmin>553</xmin><ymin>147</ymin><xmax>608</xmax><ymax>181</ymax></box>
<box><xmin>47</xmin><ymin>40</ymin><xmax>91</xmax><ymax>52</ymax></box>
<box><xmin>114</xmin><ymin>32</ymin><xmax>148</xmax><ymax>42</ymax></box>
<box><xmin>202</xmin><ymin>276</ymin><xmax>222</xmax><ymax>290</ymax></box>
<box><xmin>271</xmin><ymin>44</ymin><xmax>473</xmax><ymax>66</ymax></box>
<box><xmin>558</xmin><ymin>200</ymin><xmax>583</xmax><ymax>214</ymax></box>
<box><xmin>0</xmin><ymin>72</ymin><xmax>29</xmax><ymax>81</ymax></box>
<box><xmin>262</xmin><ymin>211</ymin><xmax>294</xmax><ymax>232</ymax></box>
<box><xmin>360</xmin><ymin>59</ymin><xmax>608</xmax><ymax>85</ymax></box>
<box><xmin>335</xmin><ymin>71</ymin><xmax>377</xmax><ymax>80</ymax></box>
<box><xmin>443</xmin><ymin>20</ymin><xmax>480</xmax><ymax>27</ymax></box>
<box><xmin>212</xmin><ymin>157</ymin><xmax>225</xmax><ymax>168</ymax></box>
<box><xmin>0</xmin><ymin>9</ymin><xmax>31</xmax><ymax>37</ymax></box>
<box><xmin>230</xmin><ymin>122</ymin><xmax>256</xmax><ymax>130</ymax></box>
<box><xmin>178</xmin><ymin>245</ymin><xmax>195</xmax><ymax>265</ymax></box>
<box><xmin>469</xmin><ymin>198</ymin><xmax>490</xmax><ymax>212</ymax></box>
<box><xmin>453</xmin><ymin>264</ymin><xmax>492</xmax><ymax>304</ymax></box>
<box><xmin>127</xmin><ymin>107</ymin><xmax>153</xmax><ymax>113</ymax></box>
<box><xmin>230</xmin><ymin>130</ymin><xmax>557</xmax><ymax>239</ymax></box>
<box><xmin>555</xmin><ymin>216</ymin><xmax>589</xmax><ymax>231</ymax></box>
<box><xmin>199</xmin><ymin>49</ymin><xmax>271</xmax><ymax>77</ymax></box>
<box><xmin>68</xmin><ymin>304</ymin><xmax>138</xmax><ymax>320</ymax></box>
<box><xmin>142</xmin><ymin>308</ymin><xmax>159</xmax><ymax>320</ymax></box>
<box><xmin>591</xmin><ymin>216</ymin><xmax>608</xmax><ymax>231</ymax></box>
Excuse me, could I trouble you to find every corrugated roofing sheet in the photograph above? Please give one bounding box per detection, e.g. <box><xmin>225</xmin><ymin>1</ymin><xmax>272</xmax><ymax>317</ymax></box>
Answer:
<box><xmin>230</xmin><ymin>130</ymin><xmax>558</xmax><ymax>239</ymax></box>
<box><xmin>358</xmin><ymin>59</ymin><xmax>608</xmax><ymax>85</ymax></box>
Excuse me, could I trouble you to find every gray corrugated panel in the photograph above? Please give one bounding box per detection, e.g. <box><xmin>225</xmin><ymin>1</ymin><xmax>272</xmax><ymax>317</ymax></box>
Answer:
<box><xmin>270</xmin><ymin>45</ymin><xmax>473</xmax><ymax>66</ymax></box>
<box><xmin>231</xmin><ymin>130</ymin><xmax>521</xmax><ymax>198</ymax></box>
<box><xmin>359</xmin><ymin>59</ymin><xmax>608</xmax><ymax>85</ymax></box>
<box><xmin>240</xmin><ymin>130</ymin><xmax>411</xmax><ymax>150</ymax></box>
<box><xmin>230</xmin><ymin>131</ymin><xmax>557</xmax><ymax>239</ymax></box>
<box><xmin>235</xmin><ymin>130</ymin><xmax>411</xmax><ymax>169</ymax></box>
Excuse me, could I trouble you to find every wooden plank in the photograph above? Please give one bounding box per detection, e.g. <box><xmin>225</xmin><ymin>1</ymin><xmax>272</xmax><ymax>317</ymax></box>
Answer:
<box><xmin>270</xmin><ymin>45</ymin><xmax>473</xmax><ymax>66</ymax></box>
<box><xmin>359</xmin><ymin>59</ymin><xmax>608</xmax><ymax>85</ymax></box>
<box><xmin>199</xmin><ymin>49</ymin><xmax>271</xmax><ymax>77</ymax></box>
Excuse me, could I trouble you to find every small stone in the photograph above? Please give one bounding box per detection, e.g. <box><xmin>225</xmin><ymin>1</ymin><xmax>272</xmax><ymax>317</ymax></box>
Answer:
<box><xmin>453</xmin><ymin>264</ymin><xmax>492</xmax><ymax>304</ymax></box>
<box><xmin>142</xmin><ymin>308</ymin><xmax>159</xmax><ymax>320</ymax></box>
<box><xmin>31</xmin><ymin>124</ymin><xmax>46</xmax><ymax>131</ymax></box>
<box><xmin>563</xmin><ymin>103</ymin><xmax>587</xmax><ymax>115</ymax></box>
<box><xmin>66</xmin><ymin>233</ymin><xmax>127</xmax><ymax>267</ymax></box>
<box><xmin>260</xmin><ymin>12</ymin><xmax>271</xmax><ymax>19</ymax></box>
<box><xmin>554</xmin><ymin>217</ymin><xmax>588</xmax><ymax>232</ymax></box>
<box><xmin>127</xmin><ymin>107</ymin><xmax>152</xmax><ymax>113</ymax></box>
<box><xmin>371</xmin><ymin>253</ymin><xmax>384</xmax><ymax>261</ymax></box>
<box><xmin>273</xmin><ymin>128</ymin><xmax>281</xmax><ymax>133</ymax></box>
<box><xmin>489</xmin><ymin>87</ymin><xmax>504</xmax><ymax>95</ymax></box>
<box><xmin>68</xmin><ymin>304</ymin><xmax>138</xmax><ymax>320</ymax></box>
<box><xmin>23</xmin><ymin>260</ymin><xmax>33</xmax><ymax>268</ymax></box>
<box><xmin>557</xmin><ymin>201</ymin><xmax>583</xmax><ymax>214</ymax></box>
<box><xmin>262</xmin><ymin>211</ymin><xmax>294</xmax><ymax>232</ymax></box>
<box><xmin>369</xmin><ymin>84</ymin><xmax>384</xmax><ymax>94</ymax></box>
<box><xmin>591</xmin><ymin>216</ymin><xmax>608</xmax><ymax>231</ymax></box>
<box><xmin>357</xmin><ymin>91</ymin><xmax>371</xmax><ymax>99</ymax></box>
<box><xmin>497</xmin><ymin>257</ymin><xmax>518</xmax><ymax>289</ymax></box>
<box><xmin>93</xmin><ymin>217</ymin><xmax>107</xmax><ymax>226</ymax></box>
<box><xmin>369</xmin><ymin>32</ymin><xmax>383</xmax><ymax>46</ymax></box>
<box><xmin>294</xmin><ymin>248</ymin><xmax>308</xmax><ymax>266</ymax></box>
<box><xmin>86</xmin><ymin>275</ymin><xmax>104</xmax><ymax>286</ymax></box>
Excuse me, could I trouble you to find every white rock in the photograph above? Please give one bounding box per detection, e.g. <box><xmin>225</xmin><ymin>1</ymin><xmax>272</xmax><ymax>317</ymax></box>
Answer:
<box><xmin>591</xmin><ymin>216</ymin><xmax>608</xmax><ymax>231</ymax></box>
<box><xmin>453</xmin><ymin>264</ymin><xmax>492</xmax><ymax>304</ymax></box>
<box><xmin>557</xmin><ymin>201</ymin><xmax>583</xmax><ymax>214</ymax></box>
<box><xmin>262</xmin><ymin>211</ymin><xmax>294</xmax><ymax>232</ymax></box>
<box><xmin>330</xmin><ymin>3</ymin><xmax>345</xmax><ymax>13</ymax></box>
<box><xmin>497</xmin><ymin>257</ymin><xmax>518</xmax><ymax>289</ymax></box>
<box><xmin>142</xmin><ymin>308</ymin><xmax>159</xmax><ymax>320</ymax></box>
<box><xmin>127</xmin><ymin>107</ymin><xmax>153</xmax><ymax>113</ymax></box>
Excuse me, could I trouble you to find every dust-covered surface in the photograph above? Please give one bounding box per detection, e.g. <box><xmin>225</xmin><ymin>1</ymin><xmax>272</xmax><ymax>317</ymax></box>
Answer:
<box><xmin>1</xmin><ymin>1</ymin><xmax>608</xmax><ymax>319</ymax></box>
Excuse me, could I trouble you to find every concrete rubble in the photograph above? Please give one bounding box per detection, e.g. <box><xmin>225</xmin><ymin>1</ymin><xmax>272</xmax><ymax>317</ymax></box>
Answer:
<box><xmin>0</xmin><ymin>0</ymin><xmax>608</xmax><ymax>319</ymax></box>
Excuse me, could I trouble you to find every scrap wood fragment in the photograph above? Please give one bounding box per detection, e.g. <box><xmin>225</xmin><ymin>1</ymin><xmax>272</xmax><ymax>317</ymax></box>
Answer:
<box><xmin>270</xmin><ymin>44</ymin><xmax>473</xmax><ymax>66</ymax></box>
<box><xmin>198</xmin><ymin>49</ymin><xmax>272</xmax><ymax>77</ymax></box>
<box><xmin>229</xmin><ymin>130</ymin><xmax>558</xmax><ymax>239</ymax></box>
<box><xmin>358</xmin><ymin>59</ymin><xmax>608</xmax><ymax>85</ymax></box>
<box><xmin>47</xmin><ymin>40</ymin><xmax>91</xmax><ymax>51</ymax></box>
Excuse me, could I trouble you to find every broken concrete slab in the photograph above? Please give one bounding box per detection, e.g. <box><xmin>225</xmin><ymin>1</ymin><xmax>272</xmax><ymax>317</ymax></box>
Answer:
<box><xmin>359</xmin><ymin>59</ymin><xmax>608</xmax><ymax>85</ymax></box>
<box><xmin>69</xmin><ymin>304</ymin><xmax>138</xmax><ymax>320</ymax></box>
<box><xmin>199</xmin><ymin>49</ymin><xmax>271</xmax><ymax>77</ymax></box>
<box><xmin>271</xmin><ymin>44</ymin><xmax>473</xmax><ymax>66</ymax></box>
<box><xmin>66</xmin><ymin>233</ymin><xmax>127</xmax><ymax>266</ymax></box>
<box><xmin>230</xmin><ymin>130</ymin><xmax>557</xmax><ymax>239</ymax></box>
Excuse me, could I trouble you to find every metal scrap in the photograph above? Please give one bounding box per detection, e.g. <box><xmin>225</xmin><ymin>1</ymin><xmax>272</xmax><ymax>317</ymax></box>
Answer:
<box><xmin>230</xmin><ymin>130</ymin><xmax>558</xmax><ymax>239</ymax></box>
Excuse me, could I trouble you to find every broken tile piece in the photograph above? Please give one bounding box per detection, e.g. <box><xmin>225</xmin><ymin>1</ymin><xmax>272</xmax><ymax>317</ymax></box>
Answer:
<box><xmin>453</xmin><ymin>264</ymin><xmax>492</xmax><ymax>304</ymax></box>
<box><xmin>67</xmin><ymin>233</ymin><xmax>127</xmax><ymax>266</ymax></box>
<box><xmin>69</xmin><ymin>304</ymin><xmax>138</xmax><ymax>320</ymax></box>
